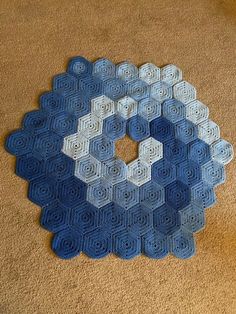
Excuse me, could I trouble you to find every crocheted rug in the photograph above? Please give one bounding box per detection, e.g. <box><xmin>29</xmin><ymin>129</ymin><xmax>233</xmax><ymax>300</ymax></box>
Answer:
<box><xmin>5</xmin><ymin>57</ymin><xmax>233</xmax><ymax>259</ymax></box>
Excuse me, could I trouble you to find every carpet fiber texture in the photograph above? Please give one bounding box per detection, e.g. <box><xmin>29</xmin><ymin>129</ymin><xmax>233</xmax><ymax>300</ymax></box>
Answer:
<box><xmin>0</xmin><ymin>0</ymin><xmax>236</xmax><ymax>313</ymax></box>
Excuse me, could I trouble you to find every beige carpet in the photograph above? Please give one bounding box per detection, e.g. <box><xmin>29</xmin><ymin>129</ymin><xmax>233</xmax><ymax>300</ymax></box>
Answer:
<box><xmin>0</xmin><ymin>0</ymin><xmax>236</xmax><ymax>313</ymax></box>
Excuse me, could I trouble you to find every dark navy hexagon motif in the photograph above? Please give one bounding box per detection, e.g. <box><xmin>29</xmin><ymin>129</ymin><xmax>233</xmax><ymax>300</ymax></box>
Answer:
<box><xmin>70</xmin><ymin>201</ymin><xmax>99</xmax><ymax>234</ymax></box>
<box><xmin>164</xmin><ymin>139</ymin><xmax>188</xmax><ymax>165</ymax></box>
<box><xmin>28</xmin><ymin>175</ymin><xmax>58</xmax><ymax>207</ymax></box>
<box><xmin>165</xmin><ymin>180</ymin><xmax>191</xmax><ymax>210</ymax></box>
<box><xmin>40</xmin><ymin>201</ymin><xmax>71</xmax><ymax>233</ymax></box>
<box><xmin>16</xmin><ymin>155</ymin><xmax>45</xmax><ymax>180</ymax></box>
<box><xmin>5</xmin><ymin>57</ymin><xmax>233</xmax><ymax>260</ymax></box>
<box><xmin>150</xmin><ymin>117</ymin><xmax>175</xmax><ymax>143</ymax></box>
<box><xmin>58</xmin><ymin>176</ymin><xmax>87</xmax><ymax>207</ymax></box>
<box><xmin>127</xmin><ymin>115</ymin><xmax>150</xmax><ymax>142</ymax></box>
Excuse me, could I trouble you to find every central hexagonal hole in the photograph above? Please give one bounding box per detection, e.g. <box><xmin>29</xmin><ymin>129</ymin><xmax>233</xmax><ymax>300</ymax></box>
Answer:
<box><xmin>115</xmin><ymin>135</ymin><xmax>138</xmax><ymax>164</ymax></box>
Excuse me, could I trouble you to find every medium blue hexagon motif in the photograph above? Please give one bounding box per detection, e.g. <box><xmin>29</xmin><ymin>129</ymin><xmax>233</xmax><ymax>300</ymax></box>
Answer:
<box><xmin>5</xmin><ymin>56</ymin><xmax>233</xmax><ymax>260</ymax></box>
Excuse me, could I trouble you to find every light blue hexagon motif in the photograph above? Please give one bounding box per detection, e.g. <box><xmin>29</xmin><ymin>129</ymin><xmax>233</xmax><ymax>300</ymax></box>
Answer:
<box><xmin>5</xmin><ymin>56</ymin><xmax>233</xmax><ymax>260</ymax></box>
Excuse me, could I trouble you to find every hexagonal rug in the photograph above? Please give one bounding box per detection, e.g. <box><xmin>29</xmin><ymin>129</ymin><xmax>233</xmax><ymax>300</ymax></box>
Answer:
<box><xmin>5</xmin><ymin>57</ymin><xmax>234</xmax><ymax>259</ymax></box>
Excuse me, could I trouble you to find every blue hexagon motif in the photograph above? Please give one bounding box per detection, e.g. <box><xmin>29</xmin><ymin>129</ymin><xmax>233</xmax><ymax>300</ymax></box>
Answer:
<box><xmin>53</xmin><ymin>73</ymin><xmax>79</xmax><ymax>96</ymax></box>
<box><xmin>67</xmin><ymin>56</ymin><xmax>93</xmax><ymax>78</ymax></box>
<box><xmin>87</xmin><ymin>178</ymin><xmax>113</xmax><ymax>208</ymax></box>
<box><xmin>16</xmin><ymin>155</ymin><xmax>45</xmax><ymax>181</ymax></box>
<box><xmin>127</xmin><ymin>204</ymin><xmax>153</xmax><ymax>236</ymax></box>
<box><xmin>142</xmin><ymin>230</ymin><xmax>169</xmax><ymax>259</ymax></box>
<box><xmin>162</xmin><ymin>99</ymin><xmax>186</xmax><ymax>123</ymax></box>
<box><xmin>5</xmin><ymin>56</ymin><xmax>233</xmax><ymax>260</ymax></box>
<box><xmin>188</xmin><ymin>139</ymin><xmax>211</xmax><ymax>166</ymax></box>
<box><xmin>127</xmin><ymin>79</ymin><xmax>149</xmax><ymax>101</ymax></box>
<box><xmin>113</xmin><ymin>180</ymin><xmax>140</xmax><ymax>210</ymax></box>
<box><xmin>164</xmin><ymin>139</ymin><xmax>188</xmax><ymax>165</ymax></box>
<box><xmin>22</xmin><ymin>110</ymin><xmax>50</xmax><ymax>134</ymax></box>
<box><xmin>58</xmin><ymin>176</ymin><xmax>87</xmax><ymax>207</ymax></box>
<box><xmin>5</xmin><ymin>130</ymin><xmax>34</xmax><ymax>156</ymax></box>
<box><xmin>79</xmin><ymin>75</ymin><xmax>104</xmax><ymax>98</ymax></box>
<box><xmin>169</xmin><ymin>228</ymin><xmax>195</xmax><ymax>259</ymax></box>
<box><xmin>165</xmin><ymin>181</ymin><xmax>191</xmax><ymax>210</ymax></box>
<box><xmin>113</xmin><ymin>230</ymin><xmax>141</xmax><ymax>259</ymax></box>
<box><xmin>138</xmin><ymin>97</ymin><xmax>161</xmax><ymax>122</ymax></box>
<box><xmin>140</xmin><ymin>181</ymin><xmax>165</xmax><ymax>210</ymax></box>
<box><xmin>103</xmin><ymin>114</ymin><xmax>126</xmax><ymax>140</ymax></box>
<box><xmin>40</xmin><ymin>201</ymin><xmax>71</xmax><ymax>233</ymax></box>
<box><xmin>75</xmin><ymin>154</ymin><xmax>101</xmax><ymax>183</ymax></box>
<box><xmin>116</xmin><ymin>61</ymin><xmax>138</xmax><ymax>82</ymax></box>
<box><xmin>99</xmin><ymin>203</ymin><xmax>128</xmax><ymax>232</ymax></box>
<box><xmin>177</xmin><ymin>160</ymin><xmax>202</xmax><ymax>187</ymax></box>
<box><xmin>150</xmin><ymin>117</ymin><xmax>175</xmax><ymax>143</ymax></box>
<box><xmin>151</xmin><ymin>159</ymin><xmax>176</xmax><ymax>187</ymax></box>
<box><xmin>89</xmin><ymin>134</ymin><xmax>115</xmax><ymax>162</ymax></box>
<box><xmin>102</xmin><ymin>158</ymin><xmax>127</xmax><ymax>185</ymax></box>
<box><xmin>28</xmin><ymin>175</ymin><xmax>58</xmax><ymax>207</ymax></box>
<box><xmin>51</xmin><ymin>112</ymin><xmax>77</xmax><ymax>137</ymax></box>
<box><xmin>34</xmin><ymin>131</ymin><xmax>62</xmax><ymax>160</ymax></box>
<box><xmin>201</xmin><ymin>160</ymin><xmax>225</xmax><ymax>187</ymax></box>
<box><xmin>83</xmin><ymin>228</ymin><xmax>112</xmax><ymax>258</ymax></box>
<box><xmin>191</xmin><ymin>181</ymin><xmax>216</xmax><ymax>209</ymax></box>
<box><xmin>180</xmin><ymin>204</ymin><xmax>205</xmax><ymax>233</ymax></box>
<box><xmin>65</xmin><ymin>93</ymin><xmax>91</xmax><ymax>118</ymax></box>
<box><xmin>175</xmin><ymin>119</ymin><xmax>198</xmax><ymax>144</ymax></box>
<box><xmin>52</xmin><ymin>228</ymin><xmax>82</xmax><ymax>259</ymax></box>
<box><xmin>70</xmin><ymin>201</ymin><xmax>99</xmax><ymax>234</ymax></box>
<box><xmin>40</xmin><ymin>91</ymin><xmax>65</xmax><ymax>115</ymax></box>
<box><xmin>150</xmin><ymin>81</ymin><xmax>172</xmax><ymax>102</ymax></box>
<box><xmin>127</xmin><ymin>115</ymin><xmax>150</xmax><ymax>142</ymax></box>
<box><xmin>153</xmin><ymin>204</ymin><xmax>180</xmax><ymax>235</ymax></box>
<box><xmin>45</xmin><ymin>154</ymin><xmax>75</xmax><ymax>181</ymax></box>
<box><xmin>104</xmin><ymin>78</ymin><xmax>127</xmax><ymax>100</ymax></box>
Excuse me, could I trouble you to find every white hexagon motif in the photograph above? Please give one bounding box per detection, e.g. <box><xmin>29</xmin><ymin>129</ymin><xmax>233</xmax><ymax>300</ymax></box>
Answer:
<box><xmin>173</xmin><ymin>81</ymin><xmax>196</xmax><ymax>104</ymax></box>
<box><xmin>116</xmin><ymin>61</ymin><xmax>138</xmax><ymax>82</ymax></box>
<box><xmin>150</xmin><ymin>81</ymin><xmax>172</xmax><ymax>102</ymax></box>
<box><xmin>116</xmin><ymin>96</ymin><xmax>138</xmax><ymax>119</ymax></box>
<box><xmin>161</xmin><ymin>64</ymin><xmax>182</xmax><ymax>86</ymax></box>
<box><xmin>139</xmin><ymin>63</ymin><xmax>161</xmax><ymax>85</ymax></box>
<box><xmin>210</xmin><ymin>139</ymin><xmax>234</xmax><ymax>165</ymax></box>
<box><xmin>198</xmin><ymin>119</ymin><xmax>220</xmax><ymax>145</ymax></box>
<box><xmin>185</xmin><ymin>100</ymin><xmax>209</xmax><ymax>125</ymax></box>
<box><xmin>75</xmin><ymin>154</ymin><xmax>101</xmax><ymax>183</ymax></box>
<box><xmin>62</xmin><ymin>133</ymin><xmax>89</xmax><ymax>160</ymax></box>
<box><xmin>77</xmin><ymin>113</ymin><xmax>103</xmax><ymax>139</ymax></box>
<box><xmin>127</xmin><ymin>158</ymin><xmax>151</xmax><ymax>187</ymax></box>
<box><xmin>91</xmin><ymin>95</ymin><xmax>116</xmax><ymax>119</ymax></box>
<box><xmin>139</xmin><ymin>137</ymin><xmax>163</xmax><ymax>165</ymax></box>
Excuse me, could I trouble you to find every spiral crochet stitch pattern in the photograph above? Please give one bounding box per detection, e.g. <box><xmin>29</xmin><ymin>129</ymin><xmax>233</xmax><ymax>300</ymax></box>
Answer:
<box><xmin>5</xmin><ymin>57</ymin><xmax>234</xmax><ymax>260</ymax></box>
